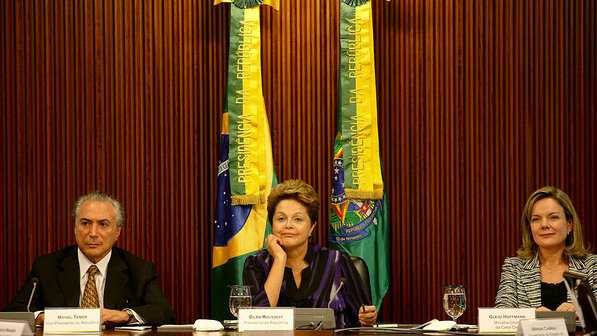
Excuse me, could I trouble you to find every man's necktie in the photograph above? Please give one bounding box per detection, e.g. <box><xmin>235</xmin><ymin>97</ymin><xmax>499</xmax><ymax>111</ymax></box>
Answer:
<box><xmin>81</xmin><ymin>265</ymin><xmax>100</xmax><ymax>308</ymax></box>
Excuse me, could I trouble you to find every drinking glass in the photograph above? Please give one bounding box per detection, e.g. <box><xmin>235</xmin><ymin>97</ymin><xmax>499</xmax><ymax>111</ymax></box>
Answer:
<box><xmin>229</xmin><ymin>285</ymin><xmax>252</xmax><ymax>318</ymax></box>
<box><xmin>443</xmin><ymin>285</ymin><xmax>466</xmax><ymax>322</ymax></box>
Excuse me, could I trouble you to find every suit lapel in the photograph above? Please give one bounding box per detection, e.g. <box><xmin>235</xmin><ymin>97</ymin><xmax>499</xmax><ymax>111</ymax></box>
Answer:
<box><xmin>104</xmin><ymin>249</ymin><xmax>129</xmax><ymax>309</ymax></box>
<box><xmin>58</xmin><ymin>248</ymin><xmax>81</xmax><ymax>307</ymax></box>
<box><xmin>567</xmin><ymin>256</ymin><xmax>586</xmax><ymax>301</ymax></box>
<box><xmin>522</xmin><ymin>254</ymin><xmax>584</xmax><ymax>306</ymax></box>
<box><xmin>568</xmin><ymin>255</ymin><xmax>586</xmax><ymax>273</ymax></box>
<box><xmin>522</xmin><ymin>255</ymin><xmax>542</xmax><ymax>307</ymax></box>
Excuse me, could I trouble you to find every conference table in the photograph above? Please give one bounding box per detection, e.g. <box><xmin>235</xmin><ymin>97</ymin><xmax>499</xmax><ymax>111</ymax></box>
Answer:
<box><xmin>29</xmin><ymin>327</ymin><xmax>450</xmax><ymax>336</ymax></box>
<box><xmin>30</xmin><ymin>325</ymin><xmax>592</xmax><ymax>336</ymax></box>
<box><xmin>30</xmin><ymin>330</ymin><xmax>589</xmax><ymax>336</ymax></box>
<box><xmin>31</xmin><ymin>330</ymin><xmax>430</xmax><ymax>336</ymax></box>
<box><xmin>31</xmin><ymin>328</ymin><xmax>582</xmax><ymax>336</ymax></box>
<box><xmin>30</xmin><ymin>331</ymin><xmax>381</xmax><ymax>336</ymax></box>
<box><xmin>35</xmin><ymin>331</ymin><xmax>336</xmax><ymax>336</ymax></box>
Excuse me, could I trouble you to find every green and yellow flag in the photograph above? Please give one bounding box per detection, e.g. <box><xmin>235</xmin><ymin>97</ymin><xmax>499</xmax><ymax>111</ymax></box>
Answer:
<box><xmin>211</xmin><ymin>0</ymin><xmax>277</xmax><ymax>320</ymax></box>
<box><xmin>214</xmin><ymin>0</ymin><xmax>279</xmax><ymax>10</ymax></box>
<box><xmin>329</xmin><ymin>0</ymin><xmax>389</xmax><ymax>309</ymax></box>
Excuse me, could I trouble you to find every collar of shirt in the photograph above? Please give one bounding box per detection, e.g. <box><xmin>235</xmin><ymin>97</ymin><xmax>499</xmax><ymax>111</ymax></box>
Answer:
<box><xmin>77</xmin><ymin>248</ymin><xmax>112</xmax><ymax>307</ymax></box>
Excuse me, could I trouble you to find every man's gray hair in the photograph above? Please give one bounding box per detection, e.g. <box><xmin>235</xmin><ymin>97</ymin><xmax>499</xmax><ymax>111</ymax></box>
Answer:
<box><xmin>73</xmin><ymin>191</ymin><xmax>124</xmax><ymax>227</ymax></box>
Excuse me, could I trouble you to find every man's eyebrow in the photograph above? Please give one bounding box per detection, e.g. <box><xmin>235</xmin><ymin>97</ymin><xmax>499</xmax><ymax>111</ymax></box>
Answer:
<box><xmin>78</xmin><ymin>217</ymin><xmax>112</xmax><ymax>222</ymax></box>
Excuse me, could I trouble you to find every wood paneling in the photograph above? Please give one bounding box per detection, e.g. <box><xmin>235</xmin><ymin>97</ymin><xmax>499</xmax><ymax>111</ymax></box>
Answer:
<box><xmin>1</xmin><ymin>0</ymin><xmax>596</xmax><ymax>324</ymax></box>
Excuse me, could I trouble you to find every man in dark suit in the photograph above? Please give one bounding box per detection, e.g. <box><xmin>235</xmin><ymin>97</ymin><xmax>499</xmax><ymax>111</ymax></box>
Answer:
<box><xmin>5</xmin><ymin>192</ymin><xmax>175</xmax><ymax>326</ymax></box>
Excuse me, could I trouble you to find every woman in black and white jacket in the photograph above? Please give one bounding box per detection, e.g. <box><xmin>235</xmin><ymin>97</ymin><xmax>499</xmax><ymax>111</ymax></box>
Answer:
<box><xmin>495</xmin><ymin>186</ymin><xmax>597</xmax><ymax>311</ymax></box>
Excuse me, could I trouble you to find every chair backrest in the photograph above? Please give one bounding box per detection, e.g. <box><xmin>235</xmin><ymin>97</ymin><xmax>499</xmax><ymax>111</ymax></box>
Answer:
<box><xmin>349</xmin><ymin>256</ymin><xmax>371</xmax><ymax>299</ymax></box>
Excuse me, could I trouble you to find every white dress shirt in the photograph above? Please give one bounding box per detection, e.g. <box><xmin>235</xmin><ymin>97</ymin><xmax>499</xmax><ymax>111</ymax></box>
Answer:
<box><xmin>78</xmin><ymin>248</ymin><xmax>111</xmax><ymax>307</ymax></box>
<box><xmin>77</xmin><ymin>248</ymin><xmax>144</xmax><ymax>324</ymax></box>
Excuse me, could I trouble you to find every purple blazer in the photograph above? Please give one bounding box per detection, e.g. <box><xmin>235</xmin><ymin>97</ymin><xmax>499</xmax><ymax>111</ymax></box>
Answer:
<box><xmin>243</xmin><ymin>244</ymin><xmax>371</xmax><ymax>328</ymax></box>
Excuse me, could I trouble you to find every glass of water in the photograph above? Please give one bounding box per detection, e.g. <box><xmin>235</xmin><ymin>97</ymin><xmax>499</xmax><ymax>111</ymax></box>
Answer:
<box><xmin>443</xmin><ymin>284</ymin><xmax>466</xmax><ymax>322</ymax></box>
<box><xmin>229</xmin><ymin>285</ymin><xmax>252</xmax><ymax>318</ymax></box>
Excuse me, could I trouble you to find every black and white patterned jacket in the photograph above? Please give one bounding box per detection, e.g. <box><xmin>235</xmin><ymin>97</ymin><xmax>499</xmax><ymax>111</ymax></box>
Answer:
<box><xmin>495</xmin><ymin>253</ymin><xmax>597</xmax><ymax>308</ymax></box>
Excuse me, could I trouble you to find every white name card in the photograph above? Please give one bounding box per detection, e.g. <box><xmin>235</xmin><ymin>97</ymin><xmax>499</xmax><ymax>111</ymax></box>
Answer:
<box><xmin>43</xmin><ymin>308</ymin><xmax>101</xmax><ymax>334</ymax></box>
<box><xmin>517</xmin><ymin>318</ymin><xmax>568</xmax><ymax>336</ymax></box>
<box><xmin>238</xmin><ymin>308</ymin><xmax>294</xmax><ymax>332</ymax></box>
<box><xmin>0</xmin><ymin>321</ymin><xmax>31</xmax><ymax>336</ymax></box>
<box><xmin>478</xmin><ymin>308</ymin><xmax>535</xmax><ymax>333</ymax></box>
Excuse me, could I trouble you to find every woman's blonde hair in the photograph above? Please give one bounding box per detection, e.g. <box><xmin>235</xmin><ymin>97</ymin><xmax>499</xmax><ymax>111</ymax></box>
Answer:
<box><xmin>267</xmin><ymin>179</ymin><xmax>320</xmax><ymax>224</ymax></box>
<box><xmin>517</xmin><ymin>186</ymin><xmax>589</xmax><ymax>259</ymax></box>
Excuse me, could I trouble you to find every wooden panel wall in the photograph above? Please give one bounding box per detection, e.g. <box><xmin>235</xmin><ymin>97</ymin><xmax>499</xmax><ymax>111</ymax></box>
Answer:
<box><xmin>1</xmin><ymin>0</ymin><xmax>596</xmax><ymax>324</ymax></box>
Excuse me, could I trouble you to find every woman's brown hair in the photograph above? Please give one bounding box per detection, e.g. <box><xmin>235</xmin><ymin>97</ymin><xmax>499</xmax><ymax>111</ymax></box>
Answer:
<box><xmin>267</xmin><ymin>179</ymin><xmax>320</xmax><ymax>224</ymax></box>
<box><xmin>517</xmin><ymin>186</ymin><xmax>589</xmax><ymax>259</ymax></box>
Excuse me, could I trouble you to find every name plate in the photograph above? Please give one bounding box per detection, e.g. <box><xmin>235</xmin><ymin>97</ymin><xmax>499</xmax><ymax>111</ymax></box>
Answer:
<box><xmin>478</xmin><ymin>308</ymin><xmax>535</xmax><ymax>333</ymax></box>
<box><xmin>44</xmin><ymin>308</ymin><xmax>101</xmax><ymax>334</ymax></box>
<box><xmin>238</xmin><ymin>308</ymin><xmax>294</xmax><ymax>331</ymax></box>
<box><xmin>517</xmin><ymin>318</ymin><xmax>568</xmax><ymax>336</ymax></box>
<box><xmin>0</xmin><ymin>321</ymin><xmax>32</xmax><ymax>336</ymax></box>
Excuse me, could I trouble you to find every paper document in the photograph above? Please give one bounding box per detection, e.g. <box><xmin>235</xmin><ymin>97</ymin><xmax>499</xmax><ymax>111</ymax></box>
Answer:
<box><xmin>114</xmin><ymin>326</ymin><xmax>152</xmax><ymax>331</ymax></box>
<box><xmin>156</xmin><ymin>324</ymin><xmax>194</xmax><ymax>331</ymax></box>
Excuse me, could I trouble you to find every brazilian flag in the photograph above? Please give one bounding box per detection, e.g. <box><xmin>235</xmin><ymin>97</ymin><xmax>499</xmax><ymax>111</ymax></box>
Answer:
<box><xmin>329</xmin><ymin>0</ymin><xmax>390</xmax><ymax>309</ymax></box>
<box><xmin>211</xmin><ymin>0</ymin><xmax>277</xmax><ymax>320</ymax></box>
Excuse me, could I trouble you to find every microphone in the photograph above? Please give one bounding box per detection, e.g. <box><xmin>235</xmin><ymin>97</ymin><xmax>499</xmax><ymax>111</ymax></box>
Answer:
<box><xmin>328</xmin><ymin>277</ymin><xmax>345</xmax><ymax>308</ymax></box>
<box><xmin>27</xmin><ymin>277</ymin><xmax>39</xmax><ymax>312</ymax></box>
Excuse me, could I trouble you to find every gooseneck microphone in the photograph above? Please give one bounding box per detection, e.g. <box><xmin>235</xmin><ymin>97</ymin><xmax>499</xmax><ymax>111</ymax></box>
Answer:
<box><xmin>328</xmin><ymin>277</ymin><xmax>345</xmax><ymax>308</ymax></box>
<box><xmin>27</xmin><ymin>277</ymin><xmax>39</xmax><ymax>312</ymax></box>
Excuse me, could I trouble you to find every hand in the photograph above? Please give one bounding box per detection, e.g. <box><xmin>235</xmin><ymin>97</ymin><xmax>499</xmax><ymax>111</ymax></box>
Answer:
<box><xmin>266</xmin><ymin>234</ymin><xmax>286</xmax><ymax>261</ymax></box>
<box><xmin>556</xmin><ymin>302</ymin><xmax>576</xmax><ymax>312</ymax></box>
<box><xmin>101</xmin><ymin>308</ymin><xmax>131</xmax><ymax>325</ymax></box>
<box><xmin>35</xmin><ymin>313</ymin><xmax>45</xmax><ymax>326</ymax></box>
<box><xmin>536</xmin><ymin>306</ymin><xmax>552</xmax><ymax>312</ymax></box>
<box><xmin>358</xmin><ymin>305</ymin><xmax>377</xmax><ymax>326</ymax></box>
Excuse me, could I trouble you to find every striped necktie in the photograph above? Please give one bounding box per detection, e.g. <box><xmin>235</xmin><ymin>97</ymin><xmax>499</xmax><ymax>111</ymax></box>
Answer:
<box><xmin>81</xmin><ymin>265</ymin><xmax>100</xmax><ymax>308</ymax></box>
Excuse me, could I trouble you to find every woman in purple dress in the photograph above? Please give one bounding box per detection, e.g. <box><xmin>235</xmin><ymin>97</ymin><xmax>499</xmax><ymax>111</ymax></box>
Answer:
<box><xmin>243</xmin><ymin>179</ymin><xmax>378</xmax><ymax>328</ymax></box>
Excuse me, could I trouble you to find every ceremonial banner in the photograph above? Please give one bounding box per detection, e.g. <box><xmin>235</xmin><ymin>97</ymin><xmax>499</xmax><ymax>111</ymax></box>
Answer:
<box><xmin>211</xmin><ymin>0</ymin><xmax>277</xmax><ymax>320</ymax></box>
<box><xmin>330</xmin><ymin>0</ymin><xmax>389</xmax><ymax>308</ymax></box>
<box><xmin>214</xmin><ymin>0</ymin><xmax>279</xmax><ymax>11</ymax></box>
<box><xmin>338</xmin><ymin>0</ymin><xmax>383</xmax><ymax>200</ymax></box>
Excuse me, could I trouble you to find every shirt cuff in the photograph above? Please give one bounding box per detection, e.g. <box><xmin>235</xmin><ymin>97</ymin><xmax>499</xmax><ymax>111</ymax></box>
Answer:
<box><xmin>123</xmin><ymin>308</ymin><xmax>145</xmax><ymax>325</ymax></box>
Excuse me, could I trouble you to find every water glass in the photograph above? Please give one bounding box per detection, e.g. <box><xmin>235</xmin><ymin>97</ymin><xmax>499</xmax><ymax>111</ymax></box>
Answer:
<box><xmin>229</xmin><ymin>285</ymin><xmax>252</xmax><ymax>318</ymax></box>
<box><xmin>443</xmin><ymin>284</ymin><xmax>466</xmax><ymax>322</ymax></box>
